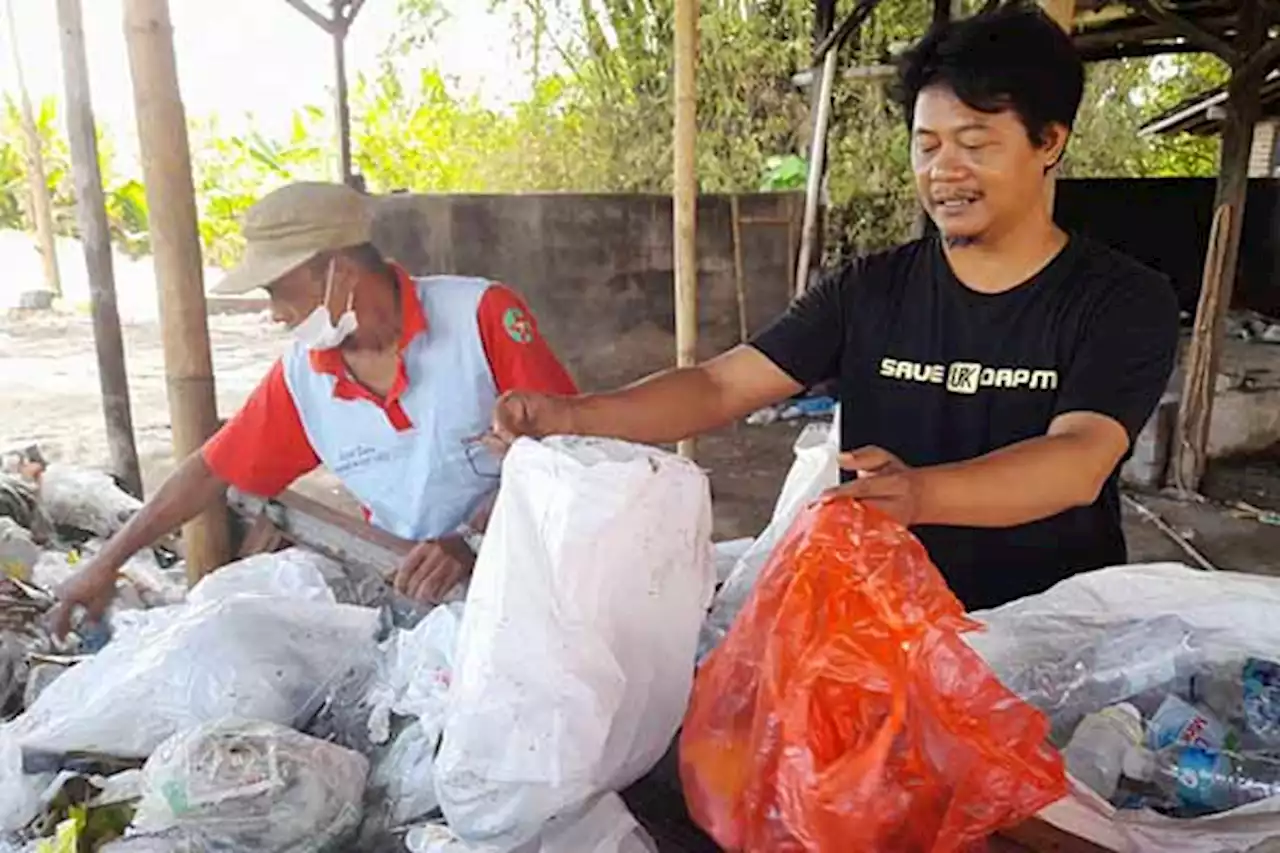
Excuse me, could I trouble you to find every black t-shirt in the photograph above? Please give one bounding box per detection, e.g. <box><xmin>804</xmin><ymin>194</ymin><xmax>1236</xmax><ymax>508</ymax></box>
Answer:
<box><xmin>751</xmin><ymin>234</ymin><xmax>1179</xmax><ymax>611</ymax></box>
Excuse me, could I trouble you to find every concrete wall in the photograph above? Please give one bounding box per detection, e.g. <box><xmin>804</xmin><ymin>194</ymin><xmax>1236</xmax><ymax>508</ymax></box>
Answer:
<box><xmin>371</xmin><ymin>192</ymin><xmax>802</xmax><ymax>391</ymax></box>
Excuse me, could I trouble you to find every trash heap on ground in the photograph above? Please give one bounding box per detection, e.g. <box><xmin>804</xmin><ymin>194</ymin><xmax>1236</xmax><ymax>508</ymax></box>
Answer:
<box><xmin>8</xmin><ymin>419</ymin><xmax>1280</xmax><ymax>852</ymax></box>
<box><xmin>0</xmin><ymin>437</ymin><xmax>712</xmax><ymax>853</ymax></box>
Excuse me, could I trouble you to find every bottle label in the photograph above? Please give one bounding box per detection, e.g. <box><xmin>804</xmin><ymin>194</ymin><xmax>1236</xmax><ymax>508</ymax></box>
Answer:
<box><xmin>1173</xmin><ymin>746</ymin><xmax>1220</xmax><ymax>808</ymax></box>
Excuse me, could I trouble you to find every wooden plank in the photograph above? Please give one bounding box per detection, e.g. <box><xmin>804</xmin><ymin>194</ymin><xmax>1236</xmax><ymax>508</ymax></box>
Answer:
<box><xmin>123</xmin><ymin>0</ymin><xmax>232</xmax><ymax>581</ymax></box>
<box><xmin>226</xmin><ymin>487</ymin><xmax>413</xmax><ymax>582</ymax></box>
<box><xmin>56</xmin><ymin>0</ymin><xmax>144</xmax><ymax>500</ymax></box>
<box><xmin>996</xmin><ymin>817</ymin><xmax>1114</xmax><ymax>853</ymax></box>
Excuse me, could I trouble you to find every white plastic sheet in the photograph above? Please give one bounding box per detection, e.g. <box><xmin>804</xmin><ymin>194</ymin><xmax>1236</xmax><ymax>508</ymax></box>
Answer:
<box><xmin>185</xmin><ymin>547</ymin><xmax>340</xmax><ymax>607</ymax></box>
<box><xmin>703</xmin><ymin>419</ymin><xmax>839</xmax><ymax>649</ymax></box>
<box><xmin>434</xmin><ymin>437</ymin><xmax>714</xmax><ymax>849</ymax></box>
<box><xmin>406</xmin><ymin>793</ymin><xmax>655</xmax><ymax>853</ymax></box>
<box><xmin>132</xmin><ymin>719</ymin><xmax>368</xmax><ymax>852</ymax></box>
<box><xmin>970</xmin><ymin>563</ymin><xmax>1280</xmax><ymax>853</ymax></box>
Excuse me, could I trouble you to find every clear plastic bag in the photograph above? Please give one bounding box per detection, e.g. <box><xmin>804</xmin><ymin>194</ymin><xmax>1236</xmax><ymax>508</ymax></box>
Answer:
<box><xmin>132</xmin><ymin>719</ymin><xmax>368</xmax><ymax>852</ymax></box>
<box><xmin>681</xmin><ymin>497</ymin><xmax>1067</xmax><ymax>853</ymax></box>
<box><xmin>997</xmin><ymin>614</ymin><xmax>1204</xmax><ymax>744</ymax></box>
<box><xmin>185</xmin><ymin>547</ymin><xmax>340</xmax><ymax>607</ymax></box>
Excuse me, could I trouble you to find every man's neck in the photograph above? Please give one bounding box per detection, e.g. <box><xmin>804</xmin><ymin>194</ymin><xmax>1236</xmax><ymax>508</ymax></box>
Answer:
<box><xmin>342</xmin><ymin>269</ymin><xmax>404</xmax><ymax>354</ymax></box>
<box><xmin>942</xmin><ymin>217</ymin><xmax>1068</xmax><ymax>295</ymax></box>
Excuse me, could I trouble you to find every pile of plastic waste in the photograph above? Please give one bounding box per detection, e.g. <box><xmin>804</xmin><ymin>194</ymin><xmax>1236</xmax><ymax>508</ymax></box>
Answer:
<box><xmin>1004</xmin><ymin>616</ymin><xmax>1280</xmax><ymax>818</ymax></box>
<box><xmin>0</xmin><ymin>437</ymin><xmax>714</xmax><ymax>853</ymax></box>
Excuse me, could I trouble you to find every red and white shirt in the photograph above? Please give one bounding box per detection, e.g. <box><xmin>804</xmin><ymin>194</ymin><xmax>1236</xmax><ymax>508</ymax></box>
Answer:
<box><xmin>203</xmin><ymin>264</ymin><xmax>577</xmax><ymax>539</ymax></box>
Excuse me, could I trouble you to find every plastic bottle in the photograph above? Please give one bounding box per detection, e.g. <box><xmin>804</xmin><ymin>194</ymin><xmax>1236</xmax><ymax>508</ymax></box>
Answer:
<box><xmin>1063</xmin><ymin>702</ymin><xmax>1144</xmax><ymax>800</ymax></box>
<box><xmin>1148</xmin><ymin>694</ymin><xmax>1227</xmax><ymax>751</ymax></box>
<box><xmin>1128</xmin><ymin>745</ymin><xmax>1280</xmax><ymax>812</ymax></box>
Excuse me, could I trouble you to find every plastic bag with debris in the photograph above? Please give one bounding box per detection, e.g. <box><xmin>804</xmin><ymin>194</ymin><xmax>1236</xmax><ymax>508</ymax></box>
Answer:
<box><xmin>361</xmin><ymin>603</ymin><xmax>464</xmax><ymax>826</ymax></box>
<box><xmin>37</xmin><ymin>467</ymin><xmax>140</xmax><ymax>539</ymax></box>
<box><xmin>435</xmin><ymin>437</ymin><xmax>714</xmax><ymax>849</ymax></box>
<box><xmin>131</xmin><ymin>720</ymin><xmax>368</xmax><ymax>852</ymax></box>
<box><xmin>11</xmin><ymin>593</ymin><xmax>379</xmax><ymax>760</ymax></box>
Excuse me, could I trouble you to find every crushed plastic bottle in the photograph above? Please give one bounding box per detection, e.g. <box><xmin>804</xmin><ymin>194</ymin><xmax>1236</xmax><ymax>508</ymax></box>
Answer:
<box><xmin>1128</xmin><ymin>745</ymin><xmax>1280</xmax><ymax>813</ymax></box>
<box><xmin>1064</xmin><ymin>702</ymin><xmax>1144</xmax><ymax>801</ymax></box>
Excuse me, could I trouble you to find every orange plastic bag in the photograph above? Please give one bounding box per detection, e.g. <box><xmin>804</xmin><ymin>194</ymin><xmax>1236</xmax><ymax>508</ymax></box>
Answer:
<box><xmin>680</xmin><ymin>497</ymin><xmax>1066</xmax><ymax>853</ymax></box>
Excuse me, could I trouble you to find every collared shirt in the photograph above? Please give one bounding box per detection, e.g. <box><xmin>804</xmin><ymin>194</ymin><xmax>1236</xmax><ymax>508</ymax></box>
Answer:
<box><xmin>203</xmin><ymin>265</ymin><xmax>577</xmax><ymax>509</ymax></box>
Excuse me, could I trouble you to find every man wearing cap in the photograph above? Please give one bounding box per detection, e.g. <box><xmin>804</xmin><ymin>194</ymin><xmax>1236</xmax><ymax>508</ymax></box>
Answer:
<box><xmin>51</xmin><ymin>182</ymin><xmax>577</xmax><ymax>633</ymax></box>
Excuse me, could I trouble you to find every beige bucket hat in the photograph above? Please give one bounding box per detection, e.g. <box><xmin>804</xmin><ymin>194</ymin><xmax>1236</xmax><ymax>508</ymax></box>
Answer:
<box><xmin>211</xmin><ymin>181</ymin><xmax>374</xmax><ymax>296</ymax></box>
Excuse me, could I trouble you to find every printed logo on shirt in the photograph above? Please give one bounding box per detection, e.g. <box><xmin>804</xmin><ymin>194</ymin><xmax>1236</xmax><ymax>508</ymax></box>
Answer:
<box><xmin>879</xmin><ymin>357</ymin><xmax>1058</xmax><ymax>393</ymax></box>
<box><xmin>503</xmin><ymin>307</ymin><xmax>535</xmax><ymax>344</ymax></box>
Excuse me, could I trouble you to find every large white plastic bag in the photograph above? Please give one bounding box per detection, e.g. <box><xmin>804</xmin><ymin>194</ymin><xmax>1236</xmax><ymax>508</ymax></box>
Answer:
<box><xmin>969</xmin><ymin>563</ymin><xmax>1280</xmax><ymax>853</ymax></box>
<box><xmin>435</xmin><ymin>436</ymin><xmax>714</xmax><ymax>848</ymax></box>
<box><xmin>11</xmin><ymin>593</ymin><xmax>380</xmax><ymax>759</ymax></box>
<box><xmin>703</xmin><ymin>418</ymin><xmax>839</xmax><ymax>646</ymax></box>
<box><xmin>406</xmin><ymin>793</ymin><xmax>655</xmax><ymax>853</ymax></box>
<box><xmin>132</xmin><ymin>719</ymin><xmax>368</xmax><ymax>852</ymax></box>
<box><xmin>186</xmin><ymin>546</ymin><xmax>339</xmax><ymax>607</ymax></box>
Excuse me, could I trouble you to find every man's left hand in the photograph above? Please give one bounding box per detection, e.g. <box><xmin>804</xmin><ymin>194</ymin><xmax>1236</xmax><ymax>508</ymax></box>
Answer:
<box><xmin>394</xmin><ymin>536</ymin><xmax>476</xmax><ymax>604</ymax></box>
<box><xmin>829</xmin><ymin>445</ymin><xmax>927</xmax><ymax>527</ymax></box>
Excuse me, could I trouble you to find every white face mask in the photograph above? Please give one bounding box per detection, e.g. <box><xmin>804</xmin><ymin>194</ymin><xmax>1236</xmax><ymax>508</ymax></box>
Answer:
<box><xmin>293</xmin><ymin>258</ymin><xmax>359</xmax><ymax>351</ymax></box>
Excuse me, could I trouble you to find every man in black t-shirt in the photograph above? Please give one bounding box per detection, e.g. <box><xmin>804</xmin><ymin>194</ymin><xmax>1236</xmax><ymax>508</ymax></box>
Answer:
<box><xmin>491</xmin><ymin>5</ymin><xmax>1179</xmax><ymax>611</ymax></box>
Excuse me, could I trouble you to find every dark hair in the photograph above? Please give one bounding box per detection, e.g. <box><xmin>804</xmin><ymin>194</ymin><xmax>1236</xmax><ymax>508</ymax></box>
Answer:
<box><xmin>892</xmin><ymin>3</ymin><xmax>1085</xmax><ymax>147</ymax></box>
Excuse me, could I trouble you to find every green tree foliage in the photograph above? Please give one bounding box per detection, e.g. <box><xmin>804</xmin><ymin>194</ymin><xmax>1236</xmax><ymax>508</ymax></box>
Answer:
<box><xmin>0</xmin><ymin>0</ymin><xmax>1246</xmax><ymax>268</ymax></box>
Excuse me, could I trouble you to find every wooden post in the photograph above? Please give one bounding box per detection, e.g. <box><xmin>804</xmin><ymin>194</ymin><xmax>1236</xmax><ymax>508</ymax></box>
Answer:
<box><xmin>56</xmin><ymin>0</ymin><xmax>143</xmax><ymax>500</ymax></box>
<box><xmin>122</xmin><ymin>0</ymin><xmax>231</xmax><ymax>580</ymax></box>
<box><xmin>730</xmin><ymin>195</ymin><xmax>748</xmax><ymax>343</ymax></box>
<box><xmin>673</xmin><ymin>0</ymin><xmax>698</xmax><ymax>460</ymax></box>
<box><xmin>1173</xmin><ymin>0</ymin><xmax>1267</xmax><ymax>490</ymax></box>
<box><xmin>4</xmin><ymin>0</ymin><xmax>62</xmax><ymax>298</ymax></box>
<box><xmin>331</xmin><ymin>0</ymin><xmax>353</xmax><ymax>186</ymax></box>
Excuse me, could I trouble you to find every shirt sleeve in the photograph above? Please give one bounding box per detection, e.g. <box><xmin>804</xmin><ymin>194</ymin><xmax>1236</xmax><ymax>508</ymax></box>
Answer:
<box><xmin>749</xmin><ymin>262</ymin><xmax>852</xmax><ymax>388</ymax></box>
<box><xmin>1052</xmin><ymin>273</ymin><xmax>1180</xmax><ymax>443</ymax></box>
<box><xmin>202</xmin><ymin>360</ymin><xmax>321</xmax><ymax>496</ymax></box>
<box><xmin>477</xmin><ymin>284</ymin><xmax>579</xmax><ymax>395</ymax></box>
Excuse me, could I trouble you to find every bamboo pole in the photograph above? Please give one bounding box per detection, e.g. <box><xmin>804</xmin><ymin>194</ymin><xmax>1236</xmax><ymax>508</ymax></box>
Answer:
<box><xmin>331</xmin><ymin>0</ymin><xmax>353</xmax><ymax>186</ymax></box>
<box><xmin>795</xmin><ymin>45</ymin><xmax>838</xmax><ymax>295</ymax></box>
<box><xmin>674</xmin><ymin>0</ymin><xmax>698</xmax><ymax>460</ymax></box>
<box><xmin>122</xmin><ymin>0</ymin><xmax>231</xmax><ymax>580</ymax></box>
<box><xmin>4</xmin><ymin>0</ymin><xmax>62</xmax><ymax>299</ymax></box>
<box><xmin>56</xmin><ymin>0</ymin><xmax>143</xmax><ymax>499</ymax></box>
